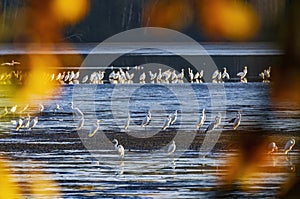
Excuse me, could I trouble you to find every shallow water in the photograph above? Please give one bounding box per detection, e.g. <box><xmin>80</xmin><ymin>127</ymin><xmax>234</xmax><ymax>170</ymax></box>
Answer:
<box><xmin>0</xmin><ymin>82</ymin><xmax>300</xmax><ymax>198</ymax></box>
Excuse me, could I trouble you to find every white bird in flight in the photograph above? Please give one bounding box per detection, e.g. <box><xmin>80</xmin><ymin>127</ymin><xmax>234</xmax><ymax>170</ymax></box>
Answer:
<box><xmin>88</xmin><ymin>120</ymin><xmax>102</xmax><ymax>137</ymax></box>
<box><xmin>112</xmin><ymin>139</ymin><xmax>125</xmax><ymax>159</ymax></box>
<box><xmin>196</xmin><ymin>108</ymin><xmax>206</xmax><ymax>129</ymax></box>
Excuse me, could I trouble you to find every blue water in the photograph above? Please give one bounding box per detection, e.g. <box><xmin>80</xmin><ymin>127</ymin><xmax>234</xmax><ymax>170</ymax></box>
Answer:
<box><xmin>0</xmin><ymin>83</ymin><xmax>299</xmax><ymax>198</ymax></box>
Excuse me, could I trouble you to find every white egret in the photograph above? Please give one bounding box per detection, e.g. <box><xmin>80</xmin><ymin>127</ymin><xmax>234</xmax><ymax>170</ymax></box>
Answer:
<box><xmin>167</xmin><ymin>140</ymin><xmax>176</xmax><ymax>155</ymax></box>
<box><xmin>82</xmin><ymin>75</ymin><xmax>89</xmax><ymax>83</ymax></box>
<box><xmin>77</xmin><ymin>116</ymin><xmax>85</xmax><ymax>130</ymax></box>
<box><xmin>10</xmin><ymin>105</ymin><xmax>17</xmax><ymax>113</ymax></box>
<box><xmin>170</xmin><ymin>110</ymin><xmax>178</xmax><ymax>125</ymax></box>
<box><xmin>28</xmin><ymin>117</ymin><xmax>38</xmax><ymax>130</ymax></box>
<box><xmin>112</xmin><ymin>139</ymin><xmax>125</xmax><ymax>159</ymax></box>
<box><xmin>177</xmin><ymin>69</ymin><xmax>184</xmax><ymax>80</ymax></box>
<box><xmin>267</xmin><ymin>142</ymin><xmax>278</xmax><ymax>154</ymax></box>
<box><xmin>205</xmin><ymin>113</ymin><xmax>221</xmax><ymax>132</ymax></box>
<box><xmin>284</xmin><ymin>137</ymin><xmax>296</xmax><ymax>155</ymax></box>
<box><xmin>15</xmin><ymin>118</ymin><xmax>23</xmax><ymax>131</ymax></box>
<box><xmin>212</xmin><ymin>69</ymin><xmax>219</xmax><ymax>82</ymax></box>
<box><xmin>188</xmin><ymin>68</ymin><xmax>194</xmax><ymax>82</ymax></box>
<box><xmin>237</xmin><ymin>66</ymin><xmax>248</xmax><ymax>82</ymax></box>
<box><xmin>124</xmin><ymin>112</ymin><xmax>130</xmax><ymax>130</ymax></box>
<box><xmin>196</xmin><ymin>108</ymin><xmax>206</xmax><ymax>129</ymax></box>
<box><xmin>88</xmin><ymin>120</ymin><xmax>102</xmax><ymax>137</ymax></box>
<box><xmin>157</xmin><ymin>68</ymin><xmax>162</xmax><ymax>82</ymax></box>
<box><xmin>222</xmin><ymin>67</ymin><xmax>230</xmax><ymax>81</ymax></box>
<box><xmin>125</xmin><ymin>71</ymin><xmax>134</xmax><ymax>80</ymax></box>
<box><xmin>162</xmin><ymin>115</ymin><xmax>172</xmax><ymax>130</ymax></box>
<box><xmin>228</xmin><ymin>111</ymin><xmax>241</xmax><ymax>130</ymax></box>
<box><xmin>139</xmin><ymin>72</ymin><xmax>146</xmax><ymax>83</ymax></box>
<box><xmin>21</xmin><ymin>114</ymin><xmax>31</xmax><ymax>128</ymax></box>
<box><xmin>141</xmin><ymin>110</ymin><xmax>151</xmax><ymax>128</ymax></box>
<box><xmin>149</xmin><ymin>71</ymin><xmax>157</xmax><ymax>81</ymax></box>
<box><xmin>39</xmin><ymin>104</ymin><xmax>44</xmax><ymax>113</ymax></box>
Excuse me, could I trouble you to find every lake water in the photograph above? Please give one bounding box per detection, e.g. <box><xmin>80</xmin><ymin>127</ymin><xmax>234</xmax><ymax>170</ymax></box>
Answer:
<box><xmin>0</xmin><ymin>82</ymin><xmax>299</xmax><ymax>198</ymax></box>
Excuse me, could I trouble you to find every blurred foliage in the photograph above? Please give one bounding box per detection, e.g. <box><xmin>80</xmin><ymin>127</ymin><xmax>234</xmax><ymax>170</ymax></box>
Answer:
<box><xmin>0</xmin><ymin>156</ymin><xmax>61</xmax><ymax>198</ymax></box>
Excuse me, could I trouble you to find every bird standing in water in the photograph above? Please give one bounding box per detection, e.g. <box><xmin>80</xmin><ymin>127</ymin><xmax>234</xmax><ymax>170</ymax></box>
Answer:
<box><xmin>196</xmin><ymin>108</ymin><xmax>206</xmax><ymax>129</ymax></box>
<box><xmin>112</xmin><ymin>139</ymin><xmax>125</xmax><ymax>159</ymax></box>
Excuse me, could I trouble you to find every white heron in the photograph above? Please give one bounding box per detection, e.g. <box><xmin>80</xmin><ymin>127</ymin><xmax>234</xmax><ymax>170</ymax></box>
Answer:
<box><xmin>28</xmin><ymin>117</ymin><xmax>38</xmax><ymax>130</ymax></box>
<box><xmin>149</xmin><ymin>71</ymin><xmax>157</xmax><ymax>81</ymax></box>
<box><xmin>170</xmin><ymin>110</ymin><xmax>178</xmax><ymax>125</ymax></box>
<box><xmin>177</xmin><ymin>69</ymin><xmax>184</xmax><ymax>80</ymax></box>
<box><xmin>212</xmin><ymin>69</ymin><xmax>220</xmax><ymax>82</ymax></box>
<box><xmin>77</xmin><ymin>116</ymin><xmax>85</xmax><ymax>130</ymax></box>
<box><xmin>157</xmin><ymin>68</ymin><xmax>162</xmax><ymax>82</ymax></box>
<box><xmin>284</xmin><ymin>137</ymin><xmax>296</xmax><ymax>155</ymax></box>
<box><xmin>38</xmin><ymin>104</ymin><xmax>44</xmax><ymax>113</ymax></box>
<box><xmin>10</xmin><ymin>105</ymin><xmax>17</xmax><ymax>113</ymax></box>
<box><xmin>237</xmin><ymin>66</ymin><xmax>248</xmax><ymax>82</ymax></box>
<box><xmin>125</xmin><ymin>70</ymin><xmax>134</xmax><ymax>80</ymax></box>
<box><xmin>88</xmin><ymin>120</ymin><xmax>102</xmax><ymax>137</ymax></box>
<box><xmin>228</xmin><ymin>111</ymin><xmax>241</xmax><ymax>130</ymax></box>
<box><xmin>112</xmin><ymin>139</ymin><xmax>125</xmax><ymax>159</ymax></box>
<box><xmin>205</xmin><ymin>113</ymin><xmax>221</xmax><ymax>132</ymax></box>
<box><xmin>139</xmin><ymin>72</ymin><xmax>146</xmax><ymax>83</ymax></box>
<box><xmin>188</xmin><ymin>68</ymin><xmax>194</xmax><ymax>82</ymax></box>
<box><xmin>141</xmin><ymin>110</ymin><xmax>151</xmax><ymax>128</ymax></box>
<box><xmin>222</xmin><ymin>67</ymin><xmax>230</xmax><ymax>81</ymax></box>
<box><xmin>21</xmin><ymin>114</ymin><xmax>31</xmax><ymax>128</ymax></box>
<box><xmin>15</xmin><ymin>118</ymin><xmax>23</xmax><ymax>131</ymax></box>
<box><xmin>124</xmin><ymin>112</ymin><xmax>130</xmax><ymax>130</ymax></box>
<box><xmin>167</xmin><ymin>140</ymin><xmax>176</xmax><ymax>155</ymax></box>
<box><xmin>162</xmin><ymin>115</ymin><xmax>172</xmax><ymax>130</ymax></box>
<box><xmin>196</xmin><ymin>108</ymin><xmax>206</xmax><ymax>129</ymax></box>
<box><xmin>267</xmin><ymin>142</ymin><xmax>278</xmax><ymax>154</ymax></box>
<box><xmin>82</xmin><ymin>75</ymin><xmax>89</xmax><ymax>83</ymax></box>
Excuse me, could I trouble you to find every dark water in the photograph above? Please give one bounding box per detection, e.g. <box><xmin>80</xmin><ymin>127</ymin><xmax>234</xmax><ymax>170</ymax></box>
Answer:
<box><xmin>0</xmin><ymin>83</ymin><xmax>299</xmax><ymax>198</ymax></box>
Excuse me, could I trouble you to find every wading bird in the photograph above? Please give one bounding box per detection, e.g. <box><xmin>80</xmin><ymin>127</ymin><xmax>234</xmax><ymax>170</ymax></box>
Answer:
<box><xmin>162</xmin><ymin>115</ymin><xmax>172</xmax><ymax>130</ymax></box>
<box><xmin>77</xmin><ymin>116</ymin><xmax>85</xmax><ymax>130</ymax></box>
<box><xmin>124</xmin><ymin>112</ymin><xmax>130</xmax><ymax>130</ymax></box>
<box><xmin>141</xmin><ymin>110</ymin><xmax>151</xmax><ymax>129</ymax></box>
<box><xmin>237</xmin><ymin>66</ymin><xmax>248</xmax><ymax>83</ymax></box>
<box><xmin>228</xmin><ymin>111</ymin><xmax>241</xmax><ymax>130</ymax></box>
<box><xmin>196</xmin><ymin>108</ymin><xmax>206</xmax><ymax>129</ymax></box>
<box><xmin>112</xmin><ymin>139</ymin><xmax>125</xmax><ymax>159</ymax></box>
<box><xmin>267</xmin><ymin>142</ymin><xmax>278</xmax><ymax>154</ymax></box>
<box><xmin>284</xmin><ymin>137</ymin><xmax>296</xmax><ymax>155</ymax></box>
<box><xmin>205</xmin><ymin>113</ymin><xmax>221</xmax><ymax>132</ymax></box>
<box><xmin>170</xmin><ymin>110</ymin><xmax>178</xmax><ymax>125</ymax></box>
<box><xmin>28</xmin><ymin>117</ymin><xmax>38</xmax><ymax>130</ymax></box>
<box><xmin>88</xmin><ymin>120</ymin><xmax>102</xmax><ymax>137</ymax></box>
<box><xmin>167</xmin><ymin>140</ymin><xmax>176</xmax><ymax>155</ymax></box>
